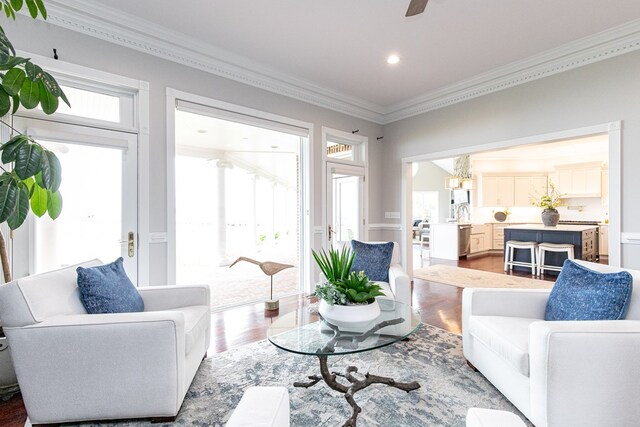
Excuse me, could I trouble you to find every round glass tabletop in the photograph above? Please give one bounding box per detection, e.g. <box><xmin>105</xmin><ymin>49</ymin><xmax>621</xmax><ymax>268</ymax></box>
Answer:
<box><xmin>267</xmin><ymin>300</ymin><xmax>422</xmax><ymax>357</ymax></box>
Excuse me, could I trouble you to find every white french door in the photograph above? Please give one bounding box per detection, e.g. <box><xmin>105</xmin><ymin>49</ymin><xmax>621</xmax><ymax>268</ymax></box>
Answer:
<box><xmin>326</xmin><ymin>162</ymin><xmax>364</xmax><ymax>248</ymax></box>
<box><xmin>11</xmin><ymin>118</ymin><xmax>138</xmax><ymax>282</ymax></box>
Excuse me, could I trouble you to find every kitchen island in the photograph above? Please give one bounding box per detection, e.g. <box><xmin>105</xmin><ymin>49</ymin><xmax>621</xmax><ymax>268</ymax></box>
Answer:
<box><xmin>504</xmin><ymin>224</ymin><xmax>598</xmax><ymax>273</ymax></box>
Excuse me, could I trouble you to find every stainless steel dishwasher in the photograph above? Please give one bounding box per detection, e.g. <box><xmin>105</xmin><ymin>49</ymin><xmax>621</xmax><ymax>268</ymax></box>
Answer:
<box><xmin>458</xmin><ymin>224</ymin><xmax>472</xmax><ymax>257</ymax></box>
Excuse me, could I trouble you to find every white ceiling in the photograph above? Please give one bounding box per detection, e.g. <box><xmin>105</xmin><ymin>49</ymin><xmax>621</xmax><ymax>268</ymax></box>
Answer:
<box><xmin>48</xmin><ymin>1</ymin><xmax>640</xmax><ymax>122</ymax></box>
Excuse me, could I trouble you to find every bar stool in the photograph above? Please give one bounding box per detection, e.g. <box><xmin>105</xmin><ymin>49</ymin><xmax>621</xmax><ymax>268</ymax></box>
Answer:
<box><xmin>537</xmin><ymin>243</ymin><xmax>574</xmax><ymax>276</ymax></box>
<box><xmin>504</xmin><ymin>240</ymin><xmax>539</xmax><ymax>275</ymax></box>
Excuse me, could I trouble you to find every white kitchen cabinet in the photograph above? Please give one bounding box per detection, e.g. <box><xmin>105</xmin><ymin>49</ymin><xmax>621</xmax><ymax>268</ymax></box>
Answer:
<box><xmin>514</xmin><ymin>176</ymin><xmax>548</xmax><ymax>207</ymax></box>
<box><xmin>481</xmin><ymin>176</ymin><xmax>514</xmax><ymax>207</ymax></box>
<box><xmin>599</xmin><ymin>225</ymin><xmax>609</xmax><ymax>257</ymax></box>
<box><xmin>470</xmin><ymin>234</ymin><xmax>485</xmax><ymax>253</ymax></box>
<box><xmin>470</xmin><ymin>224</ymin><xmax>491</xmax><ymax>254</ymax></box>
<box><xmin>554</xmin><ymin>163</ymin><xmax>602</xmax><ymax>197</ymax></box>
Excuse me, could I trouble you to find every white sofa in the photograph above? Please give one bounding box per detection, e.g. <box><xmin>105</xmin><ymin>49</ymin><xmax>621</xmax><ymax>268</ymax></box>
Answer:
<box><xmin>0</xmin><ymin>260</ymin><xmax>211</xmax><ymax>425</ymax></box>
<box><xmin>462</xmin><ymin>259</ymin><xmax>640</xmax><ymax>427</ymax></box>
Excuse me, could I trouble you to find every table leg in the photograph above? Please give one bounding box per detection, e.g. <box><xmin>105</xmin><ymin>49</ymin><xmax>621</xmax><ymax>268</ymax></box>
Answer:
<box><xmin>294</xmin><ymin>355</ymin><xmax>420</xmax><ymax>427</ymax></box>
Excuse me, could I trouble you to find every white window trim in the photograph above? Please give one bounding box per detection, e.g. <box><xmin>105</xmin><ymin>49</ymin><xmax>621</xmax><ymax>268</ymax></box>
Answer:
<box><xmin>1</xmin><ymin>51</ymin><xmax>151</xmax><ymax>286</ymax></box>
<box><xmin>166</xmin><ymin>88</ymin><xmax>314</xmax><ymax>293</ymax></box>
<box><xmin>321</xmin><ymin>127</ymin><xmax>369</xmax><ymax>247</ymax></box>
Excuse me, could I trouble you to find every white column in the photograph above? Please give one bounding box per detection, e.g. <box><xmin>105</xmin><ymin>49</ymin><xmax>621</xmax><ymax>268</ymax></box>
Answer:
<box><xmin>215</xmin><ymin>160</ymin><xmax>233</xmax><ymax>266</ymax></box>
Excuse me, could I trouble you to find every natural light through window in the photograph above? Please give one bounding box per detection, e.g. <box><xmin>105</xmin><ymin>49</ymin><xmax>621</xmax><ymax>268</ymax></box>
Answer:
<box><xmin>38</xmin><ymin>85</ymin><xmax>121</xmax><ymax>123</ymax></box>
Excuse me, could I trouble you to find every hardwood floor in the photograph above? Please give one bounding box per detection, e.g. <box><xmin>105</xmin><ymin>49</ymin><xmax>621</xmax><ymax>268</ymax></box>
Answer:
<box><xmin>0</xmin><ymin>253</ymin><xmax>551</xmax><ymax>426</ymax></box>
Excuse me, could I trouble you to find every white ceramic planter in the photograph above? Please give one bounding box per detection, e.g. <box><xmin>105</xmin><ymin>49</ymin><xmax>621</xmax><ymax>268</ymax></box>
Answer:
<box><xmin>318</xmin><ymin>299</ymin><xmax>381</xmax><ymax>332</ymax></box>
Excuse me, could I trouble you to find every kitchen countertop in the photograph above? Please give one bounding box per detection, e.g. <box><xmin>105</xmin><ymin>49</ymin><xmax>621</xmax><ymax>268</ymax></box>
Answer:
<box><xmin>505</xmin><ymin>224</ymin><xmax>598</xmax><ymax>232</ymax></box>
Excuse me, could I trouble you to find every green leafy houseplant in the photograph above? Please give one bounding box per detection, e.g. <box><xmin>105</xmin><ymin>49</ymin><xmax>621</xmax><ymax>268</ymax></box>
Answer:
<box><xmin>0</xmin><ymin>0</ymin><xmax>69</xmax><ymax>284</ymax></box>
<box><xmin>312</xmin><ymin>247</ymin><xmax>384</xmax><ymax>305</ymax></box>
<box><xmin>532</xmin><ymin>181</ymin><xmax>563</xmax><ymax>211</ymax></box>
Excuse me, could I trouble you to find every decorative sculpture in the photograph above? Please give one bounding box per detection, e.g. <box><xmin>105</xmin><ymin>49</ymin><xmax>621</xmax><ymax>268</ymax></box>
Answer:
<box><xmin>229</xmin><ymin>257</ymin><xmax>294</xmax><ymax>310</ymax></box>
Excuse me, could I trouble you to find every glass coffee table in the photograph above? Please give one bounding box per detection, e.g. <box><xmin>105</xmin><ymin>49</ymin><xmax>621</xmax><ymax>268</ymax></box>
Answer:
<box><xmin>267</xmin><ymin>300</ymin><xmax>422</xmax><ymax>427</ymax></box>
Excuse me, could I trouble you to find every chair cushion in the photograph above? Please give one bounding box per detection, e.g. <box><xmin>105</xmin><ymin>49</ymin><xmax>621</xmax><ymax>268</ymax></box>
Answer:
<box><xmin>466</xmin><ymin>408</ymin><xmax>526</xmax><ymax>427</ymax></box>
<box><xmin>468</xmin><ymin>316</ymin><xmax>538</xmax><ymax>377</ymax></box>
<box><xmin>174</xmin><ymin>305</ymin><xmax>210</xmax><ymax>355</ymax></box>
<box><xmin>350</xmin><ymin>240</ymin><xmax>394</xmax><ymax>282</ymax></box>
<box><xmin>545</xmin><ymin>260</ymin><xmax>633</xmax><ymax>321</ymax></box>
<box><xmin>374</xmin><ymin>281</ymin><xmax>395</xmax><ymax>300</ymax></box>
<box><xmin>226</xmin><ymin>386</ymin><xmax>290</xmax><ymax>427</ymax></box>
<box><xmin>77</xmin><ymin>258</ymin><xmax>144</xmax><ymax>314</ymax></box>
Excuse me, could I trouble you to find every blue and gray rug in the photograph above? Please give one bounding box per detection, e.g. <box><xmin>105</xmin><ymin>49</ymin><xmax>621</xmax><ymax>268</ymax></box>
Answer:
<box><xmin>72</xmin><ymin>324</ymin><xmax>529</xmax><ymax>427</ymax></box>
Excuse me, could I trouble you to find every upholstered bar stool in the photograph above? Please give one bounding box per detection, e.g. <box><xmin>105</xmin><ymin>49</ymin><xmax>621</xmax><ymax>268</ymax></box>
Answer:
<box><xmin>504</xmin><ymin>240</ymin><xmax>539</xmax><ymax>275</ymax></box>
<box><xmin>537</xmin><ymin>242</ymin><xmax>574</xmax><ymax>276</ymax></box>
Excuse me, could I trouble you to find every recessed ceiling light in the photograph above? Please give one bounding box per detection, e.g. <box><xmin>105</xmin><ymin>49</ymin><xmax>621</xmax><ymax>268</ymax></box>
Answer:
<box><xmin>387</xmin><ymin>54</ymin><xmax>400</xmax><ymax>65</ymax></box>
<box><xmin>270</xmin><ymin>145</ymin><xmax>279</xmax><ymax>149</ymax></box>
<box><xmin>196</xmin><ymin>129</ymin><xmax>207</xmax><ymax>134</ymax></box>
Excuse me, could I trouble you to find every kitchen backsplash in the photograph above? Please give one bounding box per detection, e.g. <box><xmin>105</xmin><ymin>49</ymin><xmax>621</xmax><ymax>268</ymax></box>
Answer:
<box><xmin>472</xmin><ymin>196</ymin><xmax>607</xmax><ymax>224</ymax></box>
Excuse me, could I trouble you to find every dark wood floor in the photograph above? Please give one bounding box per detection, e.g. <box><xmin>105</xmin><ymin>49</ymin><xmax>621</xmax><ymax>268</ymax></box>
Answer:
<box><xmin>0</xmin><ymin>254</ymin><xmax>551</xmax><ymax>426</ymax></box>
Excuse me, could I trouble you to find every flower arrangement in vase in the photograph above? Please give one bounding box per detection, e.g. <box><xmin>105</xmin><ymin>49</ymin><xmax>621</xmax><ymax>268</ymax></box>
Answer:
<box><xmin>532</xmin><ymin>181</ymin><xmax>563</xmax><ymax>226</ymax></box>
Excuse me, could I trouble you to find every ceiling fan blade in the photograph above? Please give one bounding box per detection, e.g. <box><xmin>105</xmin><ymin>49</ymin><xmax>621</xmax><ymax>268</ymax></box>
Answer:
<box><xmin>406</xmin><ymin>0</ymin><xmax>428</xmax><ymax>17</ymax></box>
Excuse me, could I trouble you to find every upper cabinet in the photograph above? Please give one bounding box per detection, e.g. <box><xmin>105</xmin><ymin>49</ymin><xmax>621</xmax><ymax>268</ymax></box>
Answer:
<box><xmin>481</xmin><ymin>176</ymin><xmax>514</xmax><ymax>207</ymax></box>
<box><xmin>514</xmin><ymin>176</ymin><xmax>547</xmax><ymax>207</ymax></box>
<box><xmin>551</xmin><ymin>163</ymin><xmax>603</xmax><ymax>198</ymax></box>
<box><xmin>480</xmin><ymin>174</ymin><xmax>546</xmax><ymax>207</ymax></box>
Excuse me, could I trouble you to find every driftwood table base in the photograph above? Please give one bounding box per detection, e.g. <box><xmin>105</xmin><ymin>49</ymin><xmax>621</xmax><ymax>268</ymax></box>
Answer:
<box><xmin>294</xmin><ymin>354</ymin><xmax>420</xmax><ymax>427</ymax></box>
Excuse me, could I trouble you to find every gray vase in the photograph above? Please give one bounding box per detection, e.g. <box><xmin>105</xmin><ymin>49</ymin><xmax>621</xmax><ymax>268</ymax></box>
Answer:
<box><xmin>541</xmin><ymin>209</ymin><xmax>560</xmax><ymax>226</ymax></box>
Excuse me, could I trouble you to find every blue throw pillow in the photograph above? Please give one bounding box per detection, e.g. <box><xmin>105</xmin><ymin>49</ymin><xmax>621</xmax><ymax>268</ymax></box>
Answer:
<box><xmin>544</xmin><ymin>260</ymin><xmax>633</xmax><ymax>321</ymax></box>
<box><xmin>350</xmin><ymin>240</ymin><xmax>394</xmax><ymax>282</ymax></box>
<box><xmin>77</xmin><ymin>257</ymin><xmax>144</xmax><ymax>314</ymax></box>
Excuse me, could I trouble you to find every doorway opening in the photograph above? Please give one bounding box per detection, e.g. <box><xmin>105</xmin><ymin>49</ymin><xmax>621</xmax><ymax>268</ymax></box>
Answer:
<box><xmin>173</xmin><ymin>103</ymin><xmax>308</xmax><ymax>310</ymax></box>
<box><xmin>405</xmin><ymin>126</ymin><xmax>619</xmax><ymax>279</ymax></box>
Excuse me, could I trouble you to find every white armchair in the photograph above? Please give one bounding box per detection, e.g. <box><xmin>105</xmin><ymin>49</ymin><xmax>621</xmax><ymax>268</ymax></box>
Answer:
<box><xmin>462</xmin><ymin>260</ymin><xmax>640</xmax><ymax>427</ymax></box>
<box><xmin>0</xmin><ymin>260</ymin><xmax>211</xmax><ymax>425</ymax></box>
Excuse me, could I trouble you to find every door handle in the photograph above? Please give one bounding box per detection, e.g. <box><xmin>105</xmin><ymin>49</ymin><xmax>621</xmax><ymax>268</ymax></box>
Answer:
<box><xmin>119</xmin><ymin>232</ymin><xmax>135</xmax><ymax>257</ymax></box>
<box><xmin>328</xmin><ymin>224</ymin><xmax>334</xmax><ymax>241</ymax></box>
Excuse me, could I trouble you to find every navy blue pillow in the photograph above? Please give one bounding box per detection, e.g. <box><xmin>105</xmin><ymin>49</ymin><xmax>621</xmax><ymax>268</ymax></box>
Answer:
<box><xmin>350</xmin><ymin>240</ymin><xmax>394</xmax><ymax>282</ymax></box>
<box><xmin>77</xmin><ymin>257</ymin><xmax>144</xmax><ymax>314</ymax></box>
<box><xmin>544</xmin><ymin>260</ymin><xmax>633</xmax><ymax>321</ymax></box>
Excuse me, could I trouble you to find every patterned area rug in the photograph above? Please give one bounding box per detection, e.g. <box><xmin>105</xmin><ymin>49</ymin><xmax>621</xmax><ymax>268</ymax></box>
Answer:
<box><xmin>414</xmin><ymin>265</ymin><xmax>554</xmax><ymax>289</ymax></box>
<box><xmin>64</xmin><ymin>324</ymin><xmax>530</xmax><ymax>427</ymax></box>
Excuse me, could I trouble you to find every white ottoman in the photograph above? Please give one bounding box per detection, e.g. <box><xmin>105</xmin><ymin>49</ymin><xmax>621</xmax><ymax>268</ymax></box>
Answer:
<box><xmin>226</xmin><ymin>386</ymin><xmax>290</xmax><ymax>427</ymax></box>
<box><xmin>466</xmin><ymin>408</ymin><xmax>526</xmax><ymax>427</ymax></box>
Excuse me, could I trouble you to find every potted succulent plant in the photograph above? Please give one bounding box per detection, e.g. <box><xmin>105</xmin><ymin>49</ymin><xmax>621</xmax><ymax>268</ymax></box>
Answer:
<box><xmin>312</xmin><ymin>246</ymin><xmax>384</xmax><ymax>331</ymax></box>
<box><xmin>532</xmin><ymin>181</ymin><xmax>563</xmax><ymax>226</ymax></box>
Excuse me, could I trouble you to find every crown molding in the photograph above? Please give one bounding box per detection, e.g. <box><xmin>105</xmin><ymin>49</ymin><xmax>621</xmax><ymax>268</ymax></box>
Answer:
<box><xmin>44</xmin><ymin>1</ymin><xmax>386</xmax><ymax>124</ymax></box>
<box><xmin>382</xmin><ymin>19</ymin><xmax>640</xmax><ymax>124</ymax></box>
<box><xmin>42</xmin><ymin>2</ymin><xmax>640</xmax><ymax>126</ymax></box>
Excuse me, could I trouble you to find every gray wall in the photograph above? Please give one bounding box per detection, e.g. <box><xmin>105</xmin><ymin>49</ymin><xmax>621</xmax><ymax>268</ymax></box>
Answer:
<box><xmin>5</xmin><ymin>17</ymin><xmax>383</xmax><ymax>285</ymax></box>
<box><xmin>412</xmin><ymin>162</ymin><xmax>451</xmax><ymax>223</ymax></box>
<box><xmin>380</xmin><ymin>50</ymin><xmax>640</xmax><ymax>268</ymax></box>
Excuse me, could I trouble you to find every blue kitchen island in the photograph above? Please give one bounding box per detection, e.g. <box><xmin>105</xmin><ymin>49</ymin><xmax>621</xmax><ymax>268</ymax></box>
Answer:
<box><xmin>504</xmin><ymin>224</ymin><xmax>598</xmax><ymax>273</ymax></box>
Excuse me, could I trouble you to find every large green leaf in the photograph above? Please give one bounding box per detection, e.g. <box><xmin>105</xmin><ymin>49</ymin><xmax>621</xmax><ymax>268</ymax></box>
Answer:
<box><xmin>2</xmin><ymin>67</ymin><xmax>24</xmax><ymax>96</ymax></box>
<box><xmin>7</xmin><ymin>181</ymin><xmax>28</xmax><ymax>229</ymax></box>
<box><xmin>14</xmin><ymin>143</ymin><xmax>43</xmax><ymax>179</ymax></box>
<box><xmin>9</xmin><ymin>0</ymin><xmax>22</xmax><ymax>10</ymax></box>
<box><xmin>24</xmin><ymin>61</ymin><xmax>44</xmax><ymax>81</ymax></box>
<box><xmin>0</xmin><ymin>134</ymin><xmax>28</xmax><ymax>163</ymax></box>
<box><xmin>0</xmin><ymin>56</ymin><xmax>28</xmax><ymax>71</ymax></box>
<box><xmin>0</xmin><ymin>177</ymin><xmax>17</xmax><ymax>222</ymax></box>
<box><xmin>29</xmin><ymin>182</ymin><xmax>46</xmax><ymax>217</ymax></box>
<box><xmin>44</xmin><ymin>150</ymin><xmax>61</xmax><ymax>192</ymax></box>
<box><xmin>24</xmin><ymin>0</ymin><xmax>36</xmax><ymax>18</ymax></box>
<box><xmin>42</xmin><ymin>72</ymin><xmax>69</xmax><ymax>107</ymax></box>
<box><xmin>22</xmin><ymin>176</ymin><xmax>34</xmax><ymax>196</ymax></box>
<box><xmin>46</xmin><ymin>189</ymin><xmax>61</xmax><ymax>219</ymax></box>
<box><xmin>38</xmin><ymin>80</ymin><xmax>57</xmax><ymax>114</ymax></box>
<box><xmin>0</xmin><ymin>25</ymin><xmax>15</xmax><ymax>56</ymax></box>
<box><xmin>34</xmin><ymin>0</ymin><xmax>45</xmax><ymax>19</ymax></box>
<box><xmin>19</xmin><ymin>77</ymin><xmax>39</xmax><ymax>109</ymax></box>
<box><xmin>0</xmin><ymin>86</ymin><xmax>9</xmax><ymax>116</ymax></box>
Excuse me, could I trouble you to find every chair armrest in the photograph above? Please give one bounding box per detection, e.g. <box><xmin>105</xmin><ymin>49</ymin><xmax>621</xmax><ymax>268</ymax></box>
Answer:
<box><xmin>4</xmin><ymin>311</ymin><xmax>187</xmax><ymax>421</ymax></box>
<box><xmin>462</xmin><ymin>288</ymin><xmax>550</xmax><ymax>319</ymax></box>
<box><xmin>389</xmin><ymin>263</ymin><xmax>411</xmax><ymax>306</ymax></box>
<box><xmin>529</xmin><ymin>320</ymin><xmax>640</xmax><ymax>427</ymax></box>
<box><xmin>138</xmin><ymin>284</ymin><xmax>210</xmax><ymax>311</ymax></box>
